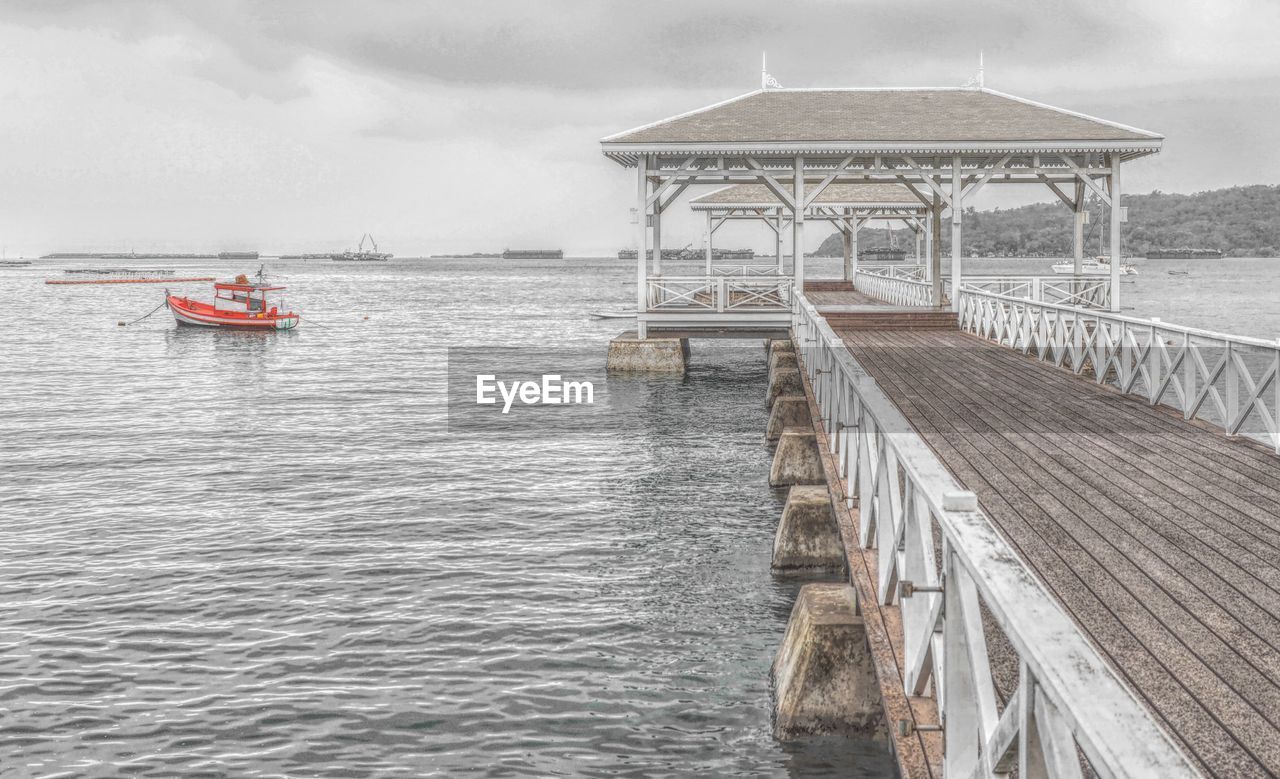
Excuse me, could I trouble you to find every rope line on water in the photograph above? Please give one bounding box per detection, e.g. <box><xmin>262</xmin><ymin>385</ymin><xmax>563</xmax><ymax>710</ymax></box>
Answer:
<box><xmin>120</xmin><ymin>298</ymin><xmax>169</xmax><ymax>326</ymax></box>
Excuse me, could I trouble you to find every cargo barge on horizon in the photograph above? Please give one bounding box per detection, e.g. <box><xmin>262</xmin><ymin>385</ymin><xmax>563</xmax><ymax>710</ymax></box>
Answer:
<box><xmin>503</xmin><ymin>249</ymin><xmax>563</xmax><ymax>259</ymax></box>
<box><xmin>331</xmin><ymin>233</ymin><xmax>392</xmax><ymax>262</ymax></box>
<box><xmin>41</xmin><ymin>251</ymin><xmax>260</xmax><ymax>260</ymax></box>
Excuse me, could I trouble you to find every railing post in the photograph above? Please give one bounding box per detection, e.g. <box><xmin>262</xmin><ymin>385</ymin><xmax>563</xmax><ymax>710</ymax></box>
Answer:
<box><xmin>1274</xmin><ymin>346</ymin><xmax>1280</xmax><ymax>453</ymax></box>
<box><xmin>1148</xmin><ymin>319</ymin><xmax>1162</xmax><ymax>404</ymax></box>
<box><xmin>1226</xmin><ymin>342</ymin><xmax>1239</xmax><ymax>429</ymax></box>
<box><xmin>1116</xmin><ymin>321</ymin><xmax>1129</xmax><ymax>388</ymax></box>
<box><xmin>1183</xmin><ymin>333</ymin><xmax>1195</xmax><ymax>419</ymax></box>
<box><xmin>943</xmin><ymin>550</ymin><xmax>979</xmax><ymax>777</ymax></box>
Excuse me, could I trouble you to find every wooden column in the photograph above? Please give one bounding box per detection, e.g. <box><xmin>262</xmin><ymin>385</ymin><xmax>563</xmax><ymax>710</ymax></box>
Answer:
<box><xmin>652</xmin><ymin>200</ymin><xmax>663</xmax><ymax>276</ymax></box>
<box><xmin>841</xmin><ymin>223</ymin><xmax>852</xmax><ymax>281</ymax></box>
<box><xmin>851</xmin><ymin>216</ymin><xmax>860</xmax><ymax>279</ymax></box>
<box><xmin>950</xmin><ymin>155</ymin><xmax>964</xmax><ymax>312</ymax></box>
<box><xmin>705</xmin><ymin>211</ymin><xmax>713</xmax><ymax>275</ymax></box>
<box><xmin>930</xmin><ymin>194</ymin><xmax>942</xmax><ymax>306</ymax></box>
<box><xmin>1073</xmin><ymin>180</ymin><xmax>1086</xmax><ymax>273</ymax></box>
<box><xmin>775</xmin><ymin>210</ymin><xmax>784</xmax><ymax>272</ymax></box>
<box><xmin>793</xmin><ymin>157</ymin><xmax>805</xmax><ymax>294</ymax></box>
<box><xmin>1109</xmin><ymin>153</ymin><xmax>1122</xmax><ymax>313</ymax></box>
<box><xmin>636</xmin><ymin>156</ymin><xmax>649</xmax><ymax>339</ymax></box>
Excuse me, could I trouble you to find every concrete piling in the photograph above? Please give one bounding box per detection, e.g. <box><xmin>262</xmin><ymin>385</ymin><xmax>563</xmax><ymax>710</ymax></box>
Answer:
<box><xmin>606</xmin><ymin>334</ymin><xmax>689</xmax><ymax>373</ymax></box>
<box><xmin>769</xmin><ymin>427</ymin><xmax>825</xmax><ymax>487</ymax></box>
<box><xmin>762</xmin><ymin>338</ymin><xmax>887</xmax><ymax>753</ymax></box>
<box><xmin>766</xmin><ymin>395</ymin><xmax>810</xmax><ymax>441</ymax></box>
<box><xmin>767</xmin><ymin>338</ymin><xmax>796</xmax><ymax>357</ymax></box>
<box><xmin>767</xmin><ymin>360</ymin><xmax>804</xmax><ymax>409</ymax></box>
<box><xmin>772</xmin><ymin>583</ymin><xmax>884</xmax><ymax>739</ymax></box>
<box><xmin>768</xmin><ymin>349</ymin><xmax>799</xmax><ymax>381</ymax></box>
<box><xmin>772</xmin><ymin>486</ymin><xmax>846</xmax><ymax>574</ymax></box>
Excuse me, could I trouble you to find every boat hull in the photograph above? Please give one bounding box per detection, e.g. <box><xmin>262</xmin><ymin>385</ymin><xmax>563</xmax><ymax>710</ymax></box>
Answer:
<box><xmin>167</xmin><ymin>295</ymin><xmax>299</xmax><ymax>330</ymax></box>
<box><xmin>1051</xmin><ymin>263</ymin><xmax>1137</xmax><ymax>276</ymax></box>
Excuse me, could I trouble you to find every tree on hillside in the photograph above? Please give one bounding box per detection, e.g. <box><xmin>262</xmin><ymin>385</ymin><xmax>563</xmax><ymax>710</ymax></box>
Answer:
<box><xmin>813</xmin><ymin>185</ymin><xmax>1280</xmax><ymax>258</ymax></box>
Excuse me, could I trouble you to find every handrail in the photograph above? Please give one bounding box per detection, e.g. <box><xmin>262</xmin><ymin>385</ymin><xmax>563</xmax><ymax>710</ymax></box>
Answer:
<box><xmin>646</xmin><ymin>275</ymin><xmax>791</xmax><ymax>312</ymax></box>
<box><xmin>710</xmin><ymin>263</ymin><xmax>781</xmax><ymax>276</ymax></box>
<box><xmin>792</xmin><ymin>292</ymin><xmax>1198</xmax><ymax>778</ymax></box>
<box><xmin>947</xmin><ymin>276</ymin><xmax>1111</xmax><ymax>310</ymax></box>
<box><xmin>853</xmin><ymin>269</ymin><xmax>936</xmax><ymax>307</ymax></box>
<box><xmin>857</xmin><ymin>264</ymin><xmax>928</xmax><ymax>281</ymax></box>
<box><xmin>958</xmin><ymin>288</ymin><xmax>1280</xmax><ymax>450</ymax></box>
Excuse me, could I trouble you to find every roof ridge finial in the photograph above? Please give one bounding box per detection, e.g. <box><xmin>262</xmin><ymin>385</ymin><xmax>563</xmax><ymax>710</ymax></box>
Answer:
<box><xmin>963</xmin><ymin>50</ymin><xmax>985</xmax><ymax>89</ymax></box>
<box><xmin>761</xmin><ymin>51</ymin><xmax>783</xmax><ymax>90</ymax></box>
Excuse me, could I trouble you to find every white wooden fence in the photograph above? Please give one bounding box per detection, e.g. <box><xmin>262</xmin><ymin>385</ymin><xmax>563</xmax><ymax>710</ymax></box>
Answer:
<box><xmin>646</xmin><ymin>275</ymin><xmax>792</xmax><ymax>312</ymax></box>
<box><xmin>959</xmin><ymin>288</ymin><xmax>1280</xmax><ymax>451</ymax></box>
<box><xmin>853</xmin><ymin>270</ymin><xmax>936</xmax><ymax>307</ymax></box>
<box><xmin>857</xmin><ymin>264</ymin><xmax>928</xmax><ymax>281</ymax></box>
<box><xmin>709</xmin><ymin>263</ymin><xmax>781</xmax><ymax>276</ymax></box>
<box><xmin>949</xmin><ymin>276</ymin><xmax>1110</xmax><ymax>310</ymax></box>
<box><xmin>791</xmin><ymin>292</ymin><xmax>1197</xmax><ymax>779</ymax></box>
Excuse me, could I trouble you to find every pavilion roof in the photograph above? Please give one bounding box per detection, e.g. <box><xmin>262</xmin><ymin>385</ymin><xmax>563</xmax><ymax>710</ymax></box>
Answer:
<box><xmin>689</xmin><ymin>183</ymin><xmax>924</xmax><ymax>210</ymax></box>
<box><xmin>602</xmin><ymin>87</ymin><xmax>1163</xmax><ymax>160</ymax></box>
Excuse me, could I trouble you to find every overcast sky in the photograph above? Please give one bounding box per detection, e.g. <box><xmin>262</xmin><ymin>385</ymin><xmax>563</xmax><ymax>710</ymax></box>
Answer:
<box><xmin>1</xmin><ymin>0</ymin><xmax>1277</xmax><ymax>256</ymax></box>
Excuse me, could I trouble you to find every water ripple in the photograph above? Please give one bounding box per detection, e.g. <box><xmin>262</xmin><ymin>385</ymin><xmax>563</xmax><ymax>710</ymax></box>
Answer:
<box><xmin>0</xmin><ymin>258</ymin><xmax>893</xmax><ymax>777</ymax></box>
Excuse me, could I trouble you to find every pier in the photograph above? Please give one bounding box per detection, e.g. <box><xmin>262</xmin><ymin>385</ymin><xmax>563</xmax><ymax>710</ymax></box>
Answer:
<box><xmin>598</xmin><ymin>84</ymin><xmax>1280</xmax><ymax>777</ymax></box>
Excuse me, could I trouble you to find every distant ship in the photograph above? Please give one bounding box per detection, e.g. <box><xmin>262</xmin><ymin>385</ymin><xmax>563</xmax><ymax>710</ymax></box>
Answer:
<box><xmin>219</xmin><ymin>251</ymin><xmax>259</xmax><ymax>260</ymax></box>
<box><xmin>41</xmin><ymin>251</ymin><xmax>219</xmax><ymax>259</ymax></box>
<box><xmin>860</xmin><ymin>247</ymin><xmax>908</xmax><ymax>262</ymax></box>
<box><xmin>503</xmin><ymin>249</ymin><xmax>563</xmax><ymax>259</ymax></box>
<box><xmin>1051</xmin><ymin>256</ymin><xmax>1138</xmax><ymax>276</ymax></box>
<box><xmin>332</xmin><ymin>234</ymin><xmax>392</xmax><ymax>262</ymax></box>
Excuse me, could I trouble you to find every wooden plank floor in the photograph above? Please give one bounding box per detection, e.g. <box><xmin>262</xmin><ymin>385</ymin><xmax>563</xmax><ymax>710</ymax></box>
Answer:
<box><xmin>805</xmin><ymin>289</ymin><xmax>889</xmax><ymax>307</ymax></box>
<box><xmin>834</xmin><ymin>326</ymin><xmax>1280</xmax><ymax>779</ymax></box>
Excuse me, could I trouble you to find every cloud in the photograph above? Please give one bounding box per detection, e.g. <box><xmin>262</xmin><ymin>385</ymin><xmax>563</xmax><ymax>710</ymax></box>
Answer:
<box><xmin>13</xmin><ymin>0</ymin><xmax>1279</xmax><ymax>95</ymax></box>
<box><xmin>0</xmin><ymin>0</ymin><xmax>1275</xmax><ymax>255</ymax></box>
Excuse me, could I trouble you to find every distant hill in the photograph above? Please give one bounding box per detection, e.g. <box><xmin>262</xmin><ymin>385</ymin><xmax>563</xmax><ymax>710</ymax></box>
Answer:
<box><xmin>814</xmin><ymin>185</ymin><xmax>1280</xmax><ymax>258</ymax></box>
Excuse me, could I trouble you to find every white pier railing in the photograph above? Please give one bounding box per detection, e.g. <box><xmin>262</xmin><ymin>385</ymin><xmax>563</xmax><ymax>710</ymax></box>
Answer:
<box><xmin>709</xmin><ymin>263</ymin><xmax>782</xmax><ymax>276</ymax></box>
<box><xmin>950</xmin><ymin>276</ymin><xmax>1110</xmax><ymax>310</ymax></box>
<box><xmin>791</xmin><ymin>293</ymin><xmax>1197</xmax><ymax>779</ymax></box>
<box><xmin>959</xmin><ymin>288</ymin><xmax>1280</xmax><ymax>451</ymax></box>
<box><xmin>646</xmin><ymin>275</ymin><xmax>792</xmax><ymax>312</ymax></box>
<box><xmin>853</xmin><ymin>269</ymin><xmax>936</xmax><ymax>307</ymax></box>
<box><xmin>856</xmin><ymin>264</ymin><xmax>928</xmax><ymax>281</ymax></box>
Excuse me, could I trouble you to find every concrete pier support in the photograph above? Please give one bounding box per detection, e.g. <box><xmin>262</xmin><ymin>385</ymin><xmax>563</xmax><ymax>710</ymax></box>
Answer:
<box><xmin>769</xmin><ymin>427</ymin><xmax>824</xmax><ymax>486</ymax></box>
<box><xmin>766</xmin><ymin>395</ymin><xmax>810</xmax><ymax>440</ymax></box>
<box><xmin>772</xmin><ymin>583</ymin><xmax>883</xmax><ymax>738</ymax></box>
<box><xmin>606</xmin><ymin>334</ymin><xmax>688</xmax><ymax>373</ymax></box>
<box><xmin>772</xmin><ymin>486</ymin><xmax>846</xmax><ymax>574</ymax></box>
<box><xmin>767</xmin><ymin>338</ymin><xmax>795</xmax><ymax>357</ymax></box>
<box><xmin>767</xmin><ymin>351</ymin><xmax>804</xmax><ymax>409</ymax></box>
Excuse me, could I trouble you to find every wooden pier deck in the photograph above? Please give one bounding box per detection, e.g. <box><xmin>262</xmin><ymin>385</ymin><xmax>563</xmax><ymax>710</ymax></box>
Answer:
<box><xmin>805</xmin><ymin>288</ymin><xmax>888</xmax><ymax>307</ymax></box>
<box><xmin>835</xmin><ymin>324</ymin><xmax>1280</xmax><ymax>778</ymax></box>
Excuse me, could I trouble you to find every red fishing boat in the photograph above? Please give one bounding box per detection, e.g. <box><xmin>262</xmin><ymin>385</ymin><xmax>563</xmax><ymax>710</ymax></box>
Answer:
<box><xmin>166</xmin><ymin>270</ymin><xmax>299</xmax><ymax>330</ymax></box>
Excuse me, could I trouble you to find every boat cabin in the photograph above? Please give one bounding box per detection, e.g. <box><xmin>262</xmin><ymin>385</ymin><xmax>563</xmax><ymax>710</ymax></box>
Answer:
<box><xmin>213</xmin><ymin>277</ymin><xmax>286</xmax><ymax>315</ymax></box>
